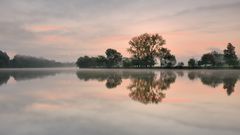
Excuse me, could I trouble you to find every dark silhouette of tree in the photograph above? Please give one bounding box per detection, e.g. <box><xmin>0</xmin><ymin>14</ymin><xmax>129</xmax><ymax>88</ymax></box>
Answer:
<box><xmin>76</xmin><ymin>49</ymin><xmax>122</xmax><ymax>68</ymax></box>
<box><xmin>76</xmin><ymin>56</ymin><xmax>97</xmax><ymax>68</ymax></box>
<box><xmin>176</xmin><ymin>62</ymin><xmax>184</xmax><ymax>68</ymax></box>
<box><xmin>224</xmin><ymin>43</ymin><xmax>239</xmax><ymax>66</ymax></box>
<box><xmin>166</xmin><ymin>55</ymin><xmax>176</xmax><ymax>67</ymax></box>
<box><xmin>130</xmin><ymin>56</ymin><xmax>144</xmax><ymax>67</ymax></box>
<box><xmin>159</xmin><ymin>48</ymin><xmax>176</xmax><ymax>67</ymax></box>
<box><xmin>76</xmin><ymin>55</ymin><xmax>107</xmax><ymax>68</ymax></box>
<box><xmin>143</xmin><ymin>55</ymin><xmax>156</xmax><ymax>67</ymax></box>
<box><xmin>212</xmin><ymin>51</ymin><xmax>225</xmax><ymax>66</ymax></box>
<box><xmin>122</xmin><ymin>58</ymin><xmax>133</xmax><ymax>68</ymax></box>
<box><xmin>96</xmin><ymin>55</ymin><xmax>107</xmax><ymax>67</ymax></box>
<box><xmin>159</xmin><ymin>48</ymin><xmax>169</xmax><ymax>67</ymax></box>
<box><xmin>188</xmin><ymin>58</ymin><xmax>197</xmax><ymax>68</ymax></box>
<box><xmin>0</xmin><ymin>50</ymin><xmax>10</xmax><ymax>68</ymax></box>
<box><xmin>128</xmin><ymin>33</ymin><xmax>166</xmax><ymax>67</ymax></box>
<box><xmin>11</xmin><ymin>55</ymin><xmax>66</xmax><ymax>68</ymax></box>
<box><xmin>105</xmin><ymin>49</ymin><xmax>122</xmax><ymax>67</ymax></box>
<box><xmin>200</xmin><ymin>52</ymin><xmax>216</xmax><ymax>67</ymax></box>
<box><xmin>199</xmin><ymin>51</ymin><xmax>224</xmax><ymax>67</ymax></box>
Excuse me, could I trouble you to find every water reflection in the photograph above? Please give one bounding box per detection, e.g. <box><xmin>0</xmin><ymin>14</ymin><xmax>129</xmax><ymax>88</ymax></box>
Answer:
<box><xmin>1</xmin><ymin>69</ymin><xmax>240</xmax><ymax>135</ymax></box>
<box><xmin>188</xmin><ymin>71</ymin><xmax>240</xmax><ymax>96</ymax></box>
<box><xmin>0</xmin><ymin>72</ymin><xmax>10</xmax><ymax>85</ymax></box>
<box><xmin>76</xmin><ymin>70</ymin><xmax>240</xmax><ymax>104</ymax></box>
<box><xmin>176</xmin><ymin>71</ymin><xmax>184</xmax><ymax>77</ymax></box>
<box><xmin>0</xmin><ymin>69</ymin><xmax>66</xmax><ymax>86</ymax></box>
<box><xmin>76</xmin><ymin>71</ymin><xmax>123</xmax><ymax>89</ymax></box>
<box><xmin>76</xmin><ymin>70</ymin><xmax>177</xmax><ymax>104</ymax></box>
<box><xmin>1</xmin><ymin>69</ymin><xmax>240</xmax><ymax>104</ymax></box>
<box><xmin>128</xmin><ymin>71</ymin><xmax>176</xmax><ymax>104</ymax></box>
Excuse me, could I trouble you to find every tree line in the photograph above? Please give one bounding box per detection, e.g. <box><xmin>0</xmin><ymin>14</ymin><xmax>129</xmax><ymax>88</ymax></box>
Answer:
<box><xmin>1</xmin><ymin>33</ymin><xmax>239</xmax><ymax>68</ymax></box>
<box><xmin>188</xmin><ymin>43</ymin><xmax>239</xmax><ymax>68</ymax></box>
<box><xmin>77</xmin><ymin>33</ymin><xmax>177</xmax><ymax>68</ymax></box>
<box><xmin>76</xmin><ymin>33</ymin><xmax>239</xmax><ymax>68</ymax></box>
<box><xmin>76</xmin><ymin>49</ymin><xmax>123</xmax><ymax>68</ymax></box>
<box><xmin>0</xmin><ymin>52</ymin><xmax>73</xmax><ymax>68</ymax></box>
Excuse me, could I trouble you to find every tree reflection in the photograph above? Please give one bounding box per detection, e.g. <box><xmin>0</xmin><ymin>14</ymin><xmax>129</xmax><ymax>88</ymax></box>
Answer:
<box><xmin>76</xmin><ymin>71</ymin><xmax>122</xmax><ymax>89</ymax></box>
<box><xmin>223</xmin><ymin>76</ymin><xmax>238</xmax><ymax>96</ymax></box>
<box><xmin>157</xmin><ymin>71</ymin><xmax>177</xmax><ymax>90</ymax></box>
<box><xmin>76</xmin><ymin>70</ymin><xmax>177</xmax><ymax>104</ymax></box>
<box><xmin>12</xmin><ymin>70</ymin><xmax>59</xmax><ymax>81</ymax></box>
<box><xmin>127</xmin><ymin>71</ymin><xmax>176</xmax><ymax>104</ymax></box>
<box><xmin>105</xmin><ymin>75</ymin><xmax>122</xmax><ymax>89</ymax></box>
<box><xmin>187</xmin><ymin>71</ymin><xmax>240</xmax><ymax>96</ymax></box>
<box><xmin>200</xmin><ymin>72</ymin><xmax>223</xmax><ymax>88</ymax></box>
<box><xmin>127</xmin><ymin>72</ymin><xmax>164</xmax><ymax>104</ymax></box>
<box><xmin>0</xmin><ymin>70</ymin><xmax>62</xmax><ymax>86</ymax></box>
<box><xmin>0</xmin><ymin>72</ymin><xmax>10</xmax><ymax>86</ymax></box>
<box><xmin>188</xmin><ymin>71</ymin><xmax>198</xmax><ymax>80</ymax></box>
<box><xmin>176</xmin><ymin>71</ymin><xmax>184</xmax><ymax>77</ymax></box>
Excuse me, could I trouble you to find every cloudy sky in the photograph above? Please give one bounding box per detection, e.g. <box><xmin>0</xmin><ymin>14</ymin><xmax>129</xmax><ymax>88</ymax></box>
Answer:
<box><xmin>0</xmin><ymin>0</ymin><xmax>240</xmax><ymax>62</ymax></box>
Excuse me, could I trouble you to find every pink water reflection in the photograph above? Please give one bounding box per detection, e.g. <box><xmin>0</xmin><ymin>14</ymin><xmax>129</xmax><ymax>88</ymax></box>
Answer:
<box><xmin>0</xmin><ymin>69</ymin><xmax>240</xmax><ymax>135</ymax></box>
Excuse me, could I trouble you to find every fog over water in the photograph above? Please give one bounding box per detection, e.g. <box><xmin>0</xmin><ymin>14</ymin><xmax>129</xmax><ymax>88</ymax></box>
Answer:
<box><xmin>0</xmin><ymin>68</ymin><xmax>240</xmax><ymax>135</ymax></box>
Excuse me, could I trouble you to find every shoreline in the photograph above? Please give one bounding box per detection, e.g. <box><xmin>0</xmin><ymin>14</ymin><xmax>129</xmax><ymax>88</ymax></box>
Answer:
<box><xmin>76</xmin><ymin>66</ymin><xmax>240</xmax><ymax>70</ymax></box>
<box><xmin>1</xmin><ymin>67</ymin><xmax>240</xmax><ymax>70</ymax></box>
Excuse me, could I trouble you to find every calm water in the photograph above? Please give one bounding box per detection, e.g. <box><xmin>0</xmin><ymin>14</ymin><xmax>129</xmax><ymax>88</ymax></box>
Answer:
<box><xmin>0</xmin><ymin>68</ymin><xmax>240</xmax><ymax>135</ymax></box>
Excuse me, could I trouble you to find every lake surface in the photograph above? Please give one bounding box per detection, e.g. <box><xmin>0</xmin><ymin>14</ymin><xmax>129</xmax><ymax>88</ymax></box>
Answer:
<box><xmin>0</xmin><ymin>68</ymin><xmax>240</xmax><ymax>135</ymax></box>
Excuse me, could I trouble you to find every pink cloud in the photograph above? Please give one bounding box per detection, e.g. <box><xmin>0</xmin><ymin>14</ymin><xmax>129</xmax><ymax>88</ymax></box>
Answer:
<box><xmin>28</xmin><ymin>103</ymin><xmax>65</xmax><ymax>111</ymax></box>
<box><xmin>27</xmin><ymin>25</ymin><xmax>65</xmax><ymax>32</ymax></box>
<box><xmin>96</xmin><ymin>35</ymin><xmax>131</xmax><ymax>43</ymax></box>
<box><xmin>39</xmin><ymin>35</ymin><xmax>75</xmax><ymax>45</ymax></box>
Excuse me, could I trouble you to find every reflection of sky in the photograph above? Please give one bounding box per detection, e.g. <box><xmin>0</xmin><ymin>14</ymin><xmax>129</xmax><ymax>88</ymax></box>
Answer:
<box><xmin>0</xmin><ymin>69</ymin><xmax>240</xmax><ymax>135</ymax></box>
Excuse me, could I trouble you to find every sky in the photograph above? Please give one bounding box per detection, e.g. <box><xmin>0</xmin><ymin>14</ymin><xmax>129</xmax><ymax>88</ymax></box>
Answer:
<box><xmin>0</xmin><ymin>0</ymin><xmax>240</xmax><ymax>62</ymax></box>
